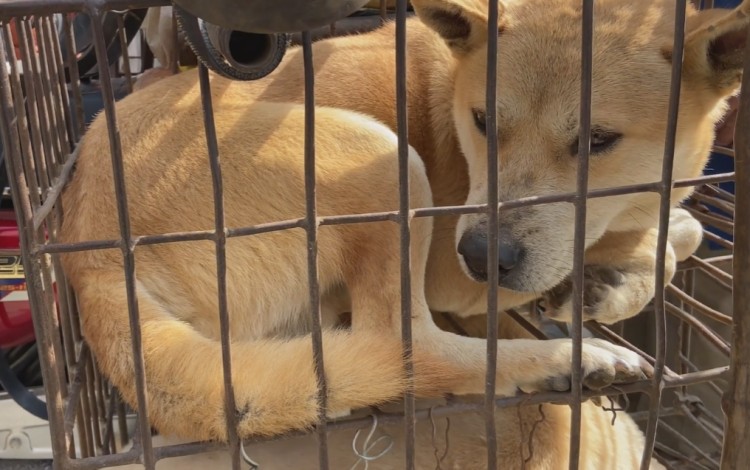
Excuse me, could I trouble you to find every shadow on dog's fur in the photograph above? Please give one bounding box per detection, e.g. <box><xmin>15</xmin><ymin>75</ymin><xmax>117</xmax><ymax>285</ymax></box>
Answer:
<box><xmin>65</xmin><ymin>0</ymin><xmax>748</xmax><ymax>468</ymax></box>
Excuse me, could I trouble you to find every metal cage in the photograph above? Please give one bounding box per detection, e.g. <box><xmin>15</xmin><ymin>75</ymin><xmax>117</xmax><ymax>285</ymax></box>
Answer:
<box><xmin>0</xmin><ymin>0</ymin><xmax>748</xmax><ymax>469</ymax></box>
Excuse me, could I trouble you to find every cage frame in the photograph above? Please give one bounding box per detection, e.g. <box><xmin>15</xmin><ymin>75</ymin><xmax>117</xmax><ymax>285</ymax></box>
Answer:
<box><xmin>0</xmin><ymin>0</ymin><xmax>747</xmax><ymax>469</ymax></box>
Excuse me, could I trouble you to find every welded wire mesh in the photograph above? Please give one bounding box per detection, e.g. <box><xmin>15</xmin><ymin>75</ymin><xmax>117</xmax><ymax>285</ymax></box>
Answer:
<box><xmin>0</xmin><ymin>1</ymin><xmax>747</xmax><ymax>469</ymax></box>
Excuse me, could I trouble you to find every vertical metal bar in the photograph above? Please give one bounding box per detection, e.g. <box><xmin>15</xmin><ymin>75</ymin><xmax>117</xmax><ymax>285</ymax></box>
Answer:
<box><xmin>301</xmin><ymin>30</ymin><xmax>330</xmax><ymax>470</ymax></box>
<box><xmin>32</xmin><ymin>18</ymin><xmax>65</xmax><ymax>171</ymax></box>
<box><xmin>94</xmin><ymin>366</ymin><xmax>110</xmax><ymax>429</ymax></box>
<box><xmin>395</xmin><ymin>1</ymin><xmax>415</xmax><ymax>468</ymax></box>
<box><xmin>78</xmin><ymin>364</ymin><xmax>96</xmax><ymax>457</ymax></box>
<box><xmin>170</xmin><ymin>10</ymin><xmax>179</xmax><ymax>74</ymax></box>
<box><xmin>720</xmin><ymin>28</ymin><xmax>750</xmax><ymax>470</ymax></box>
<box><xmin>45</xmin><ymin>13</ymin><xmax>77</xmax><ymax>148</ymax></box>
<box><xmin>640</xmin><ymin>1</ymin><xmax>687</xmax><ymax>468</ymax></box>
<box><xmin>568</xmin><ymin>0</ymin><xmax>594</xmax><ymax>467</ymax></box>
<box><xmin>51</xmin><ymin>253</ymin><xmax>79</xmax><ymax>394</ymax></box>
<box><xmin>678</xmin><ymin>270</ymin><xmax>694</xmax><ymax>397</ymax></box>
<box><xmin>74</xmin><ymin>408</ymin><xmax>87</xmax><ymax>458</ymax></box>
<box><xmin>70</xmin><ymin>288</ymin><xmax>84</xmax><ymax>343</ymax></box>
<box><xmin>117</xmin><ymin>394</ymin><xmax>129</xmax><ymax>449</ymax></box>
<box><xmin>38</xmin><ymin>14</ymin><xmax>82</xmax><ymax>415</ymax></box>
<box><xmin>2</xmin><ymin>23</ymin><xmax>42</xmax><ymax>210</ymax></box>
<box><xmin>18</xmin><ymin>20</ymin><xmax>52</xmax><ymax>190</ymax></box>
<box><xmin>62</xmin><ymin>14</ymin><xmax>85</xmax><ymax>140</ymax></box>
<box><xmin>85</xmin><ymin>359</ymin><xmax>104</xmax><ymax>452</ymax></box>
<box><xmin>196</xmin><ymin>63</ymin><xmax>241</xmax><ymax>470</ymax></box>
<box><xmin>484</xmin><ymin>0</ymin><xmax>499</xmax><ymax>468</ymax></box>
<box><xmin>39</xmin><ymin>251</ymin><xmax>68</xmax><ymax>391</ymax></box>
<box><xmin>88</xmin><ymin>8</ymin><xmax>156</xmax><ymax>469</ymax></box>
<box><xmin>102</xmin><ymin>385</ymin><xmax>119</xmax><ymax>454</ymax></box>
<box><xmin>0</xmin><ymin>29</ymin><xmax>71</xmax><ymax>469</ymax></box>
<box><xmin>6</xmin><ymin>18</ymin><xmax>69</xmax><ymax>418</ymax></box>
<box><xmin>37</xmin><ymin>16</ymin><xmax>72</xmax><ymax>162</ymax></box>
<box><xmin>116</xmin><ymin>14</ymin><xmax>133</xmax><ymax>93</ymax></box>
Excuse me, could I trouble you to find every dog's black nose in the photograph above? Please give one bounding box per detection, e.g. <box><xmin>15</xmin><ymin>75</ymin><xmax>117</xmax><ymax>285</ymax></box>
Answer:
<box><xmin>498</xmin><ymin>237</ymin><xmax>521</xmax><ymax>271</ymax></box>
<box><xmin>458</xmin><ymin>230</ymin><xmax>522</xmax><ymax>282</ymax></box>
<box><xmin>458</xmin><ymin>233</ymin><xmax>489</xmax><ymax>280</ymax></box>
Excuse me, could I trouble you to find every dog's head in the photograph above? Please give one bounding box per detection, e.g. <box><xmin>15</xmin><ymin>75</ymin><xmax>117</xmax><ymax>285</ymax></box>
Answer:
<box><xmin>413</xmin><ymin>0</ymin><xmax>748</xmax><ymax>293</ymax></box>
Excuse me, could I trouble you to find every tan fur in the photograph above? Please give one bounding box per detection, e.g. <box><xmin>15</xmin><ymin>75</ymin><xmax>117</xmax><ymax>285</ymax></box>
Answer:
<box><xmin>59</xmin><ymin>0</ymin><xmax>747</xmax><ymax>466</ymax></box>
<box><xmin>112</xmin><ymin>310</ymin><xmax>668</xmax><ymax>469</ymax></box>
<box><xmin>61</xmin><ymin>103</ymin><xmax>469</xmax><ymax>440</ymax></box>
<box><xmin>132</xmin><ymin>66</ymin><xmax>177</xmax><ymax>92</ymax></box>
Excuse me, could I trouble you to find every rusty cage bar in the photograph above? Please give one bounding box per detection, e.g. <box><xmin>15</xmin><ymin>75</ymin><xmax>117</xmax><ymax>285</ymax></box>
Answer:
<box><xmin>0</xmin><ymin>0</ymin><xmax>748</xmax><ymax>469</ymax></box>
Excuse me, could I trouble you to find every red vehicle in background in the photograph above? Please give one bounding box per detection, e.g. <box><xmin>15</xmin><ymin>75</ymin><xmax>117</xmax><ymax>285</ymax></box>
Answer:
<box><xmin>0</xmin><ymin>12</ymin><xmax>146</xmax><ymax>429</ymax></box>
<box><xmin>0</xmin><ymin>201</ymin><xmax>33</xmax><ymax>350</ymax></box>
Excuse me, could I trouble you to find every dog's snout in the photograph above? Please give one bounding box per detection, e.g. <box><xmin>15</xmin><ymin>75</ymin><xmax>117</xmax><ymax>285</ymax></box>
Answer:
<box><xmin>458</xmin><ymin>232</ymin><xmax>489</xmax><ymax>280</ymax></box>
<box><xmin>498</xmin><ymin>238</ymin><xmax>521</xmax><ymax>271</ymax></box>
<box><xmin>458</xmin><ymin>228</ymin><xmax>523</xmax><ymax>283</ymax></box>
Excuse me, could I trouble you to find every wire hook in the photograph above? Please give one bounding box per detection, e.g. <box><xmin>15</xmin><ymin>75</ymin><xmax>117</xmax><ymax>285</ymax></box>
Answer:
<box><xmin>350</xmin><ymin>414</ymin><xmax>394</xmax><ymax>470</ymax></box>
<box><xmin>240</xmin><ymin>441</ymin><xmax>260</xmax><ymax>470</ymax></box>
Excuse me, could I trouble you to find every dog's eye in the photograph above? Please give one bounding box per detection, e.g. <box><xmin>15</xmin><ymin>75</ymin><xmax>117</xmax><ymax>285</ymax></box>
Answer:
<box><xmin>472</xmin><ymin>108</ymin><xmax>487</xmax><ymax>135</ymax></box>
<box><xmin>571</xmin><ymin>129</ymin><xmax>622</xmax><ymax>156</ymax></box>
<box><xmin>590</xmin><ymin>129</ymin><xmax>622</xmax><ymax>153</ymax></box>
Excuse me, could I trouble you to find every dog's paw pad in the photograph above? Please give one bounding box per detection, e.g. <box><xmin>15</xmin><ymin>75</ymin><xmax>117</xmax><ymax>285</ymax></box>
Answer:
<box><xmin>513</xmin><ymin>339</ymin><xmax>649</xmax><ymax>397</ymax></box>
<box><xmin>613</xmin><ymin>359</ymin><xmax>646</xmax><ymax>382</ymax></box>
<box><xmin>583</xmin><ymin>368</ymin><xmax>616</xmax><ymax>390</ymax></box>
<box><xmin>583</xmin><ymin>340</ymin><xmax>651</xmax><ymax>385</ymax></box>
<box><xmin>581</xmin><ymin>265</ymin><xmax>625</xmax><ymax>314</ymax></box>
<box><xmin>542</xmin><ymin>265</ymin><xmax>626</xmax><ymax>322</ymax></box>
<box><xmin>544</xmin><ymin>375</ymin><xmax>572</xmax><ymax>392</ymax></box>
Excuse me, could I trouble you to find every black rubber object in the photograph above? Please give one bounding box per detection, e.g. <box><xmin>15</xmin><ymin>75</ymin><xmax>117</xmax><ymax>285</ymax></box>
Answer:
<box><xmin>173</xmin><ymin>0</ymin><xmax>370</xmax><ymax>33</ymax></box>
<box><xmin>174</xmin><ymin>5</ymin><xmax>289</xmax><ymax>82</ymax></box>
<box><xmin>0</xmin><ymin>347</ymin><xmax>47</xmax><ymax>420</ymax></box>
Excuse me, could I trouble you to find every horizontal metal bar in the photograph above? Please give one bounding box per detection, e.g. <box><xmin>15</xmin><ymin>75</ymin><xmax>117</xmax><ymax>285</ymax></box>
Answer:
<box><xmin>665</xmin><ymin>302</ymin><xmax>731</xmax><ymax>356</ymax></box>
<box><xmin>226</xmin><ymin>219</ymin><xmax>306</xmax><ymax>236</ymax></box>
<box><xmin>586</xmin><ymin>322</ymin><xmax>673</xmax><ymax>376</ymax></box>
<box><xmin>33</xmin><ymin>145</ymin><xmax>82</xmax><ymax>230</ymax></box>
<box><xmin>691</xmin><ymin>190</ymin><xmax>735</xmax><ymax>216</ymax></box>
<box><xmin>32</xmin><ymin>171</ymin><xmax>738</xmax><ymax>256</ymax></box>
<box><xmin>53</xmin><ymin>346</ymin><xmax>730</xmax><ymax>469</ymax></box>
<box><xmin>702</xmin><ymin>230</ymin><xmax>733</xmax><ymax>250</ymax></box>
<box><xmin>712</xmin><ymin>146</ymin><xmax>735</xmax><ymax>158</ymax></box>
<box><xmin>505</xmin><ymin>309</ymin><xmax>549</xmax><ymax>340</ymax></box>
<box><xmin>62</xmin><ymin>448</ymin><xmax>141</xmax><ymax>470</ymax></box>
<box><xmin>659</xmin><ymin>420</ymin><xmax>720</xmax><ymax>467</ymax></box>
<box><xmin>666</xmin><ymin>284</ymin><xmax>732</xmax><ymax>325</ymax></box>
<box><xmin>701</xmin><ymin>254</ymin><xmax>733</xmax><ymax>265</ymax></box>
<box><xmin>682</xmin><ymin>255</ymin><xmax>732</xmax><ymax>290</ymax></box>
<box><xmin>685</xmin><ymin>206</ymin><xmax>734</xmax><ymax>235</ymax></box>
<box><xmin>34</xmin><ymin>239</ymin><xmax>121</xmax><ymax>255</ymax></box>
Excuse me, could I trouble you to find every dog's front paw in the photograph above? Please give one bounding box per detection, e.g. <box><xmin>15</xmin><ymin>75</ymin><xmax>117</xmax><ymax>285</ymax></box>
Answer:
<box><xmin>669</xmin><ymin>207</ymin><xmax>703</xmax><ymax>261</ymax></box>
<box><xmin>541</xmin><ymin>265</ymin><xmax>628</xmax><ymax>324</ymax></box>
<box><xmin>516</xmin><ymin>338</ymin><xmax>651</xmax><ymax>395</ymax></box>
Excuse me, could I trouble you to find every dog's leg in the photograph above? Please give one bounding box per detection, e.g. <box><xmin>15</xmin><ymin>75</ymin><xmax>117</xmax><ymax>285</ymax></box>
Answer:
<box><xmin>542</xmin><ymin>208</ymin><xmax>703</xmax><ymax>325</ymax></box>
<box><xmin>331</xmin><ymin>146</ymin><xmax>482</xmax><ymax>403</ymax></box>
<box><xmin>410</xmin><ymin>323</ymin><xmax>651</xmax><ymax>396</ymax></box>
<box><xmin>342</xmin><ymin>150</ymin><xmax>652</xmax><ymax>398</ymax></box>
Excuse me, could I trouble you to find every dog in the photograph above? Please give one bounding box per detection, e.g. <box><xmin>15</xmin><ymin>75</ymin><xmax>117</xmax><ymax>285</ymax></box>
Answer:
<box><xmin>60</xmin><ymin>0</ymin><xmax>747</xmax><ymax>466</ymax></box>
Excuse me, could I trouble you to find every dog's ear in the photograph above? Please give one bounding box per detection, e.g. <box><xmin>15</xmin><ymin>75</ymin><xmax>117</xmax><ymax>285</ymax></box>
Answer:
<box><xmin>412</xmin><ymin>0</ymin><xmax>505</xmax><ymax>55</ymax></box>
<box><xmin>671</xmin><ymin>0</ymin><xmax>750</xmax><ymax>95</ymax></box>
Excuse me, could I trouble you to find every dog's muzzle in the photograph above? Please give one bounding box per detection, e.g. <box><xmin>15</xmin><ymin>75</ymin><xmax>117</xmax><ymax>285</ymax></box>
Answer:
<box><xmin>457</xmin><ymin>226</ymin><xmax>525</xmax><ymax>287</ymax></box>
